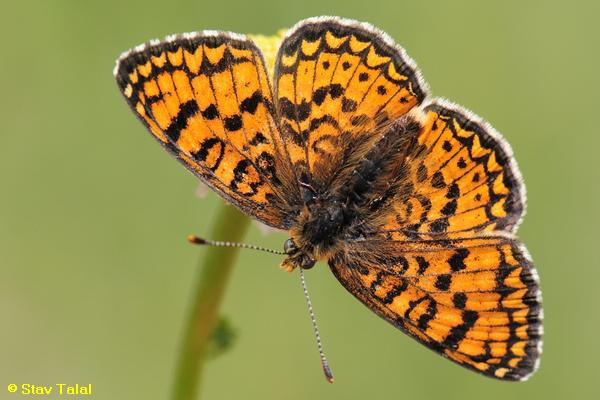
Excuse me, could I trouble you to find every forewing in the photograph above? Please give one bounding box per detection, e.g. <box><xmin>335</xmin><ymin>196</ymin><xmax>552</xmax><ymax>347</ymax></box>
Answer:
<box><xmin>329</xmin><ymin>237</ymin><xmax>542</xmax><ymax>380</ymax></box>
<box><xmin>114</xmin><ymin>33</ymin><xmax>297</xmax><ymax>228</ymax></box>
<box><xmin>273</xmin><ymin>17</ymin><xmax>427</xmax><ymax>190</ymax></box>
<box><xmin>373</xmin><ymin>99</ymin><xmax>525</xmax><ymax>239</ymax></box>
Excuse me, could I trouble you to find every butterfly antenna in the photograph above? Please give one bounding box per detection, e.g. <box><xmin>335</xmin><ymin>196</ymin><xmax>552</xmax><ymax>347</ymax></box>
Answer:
<box><xmin>299</xmin><ymin>268</ymin><xmax>335</xmax><ymax>383</ymax></box>
<box><xmin>187</xmin><ymin>235</ymin><xmax>286</xmax><ymax>255</ymax></box>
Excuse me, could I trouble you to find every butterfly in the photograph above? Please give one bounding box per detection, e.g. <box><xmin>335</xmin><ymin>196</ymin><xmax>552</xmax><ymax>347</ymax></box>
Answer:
<box><xmin>114</xmin><ymin>16</ymin><xmax>542</xmax><ymax>381</ymax></box>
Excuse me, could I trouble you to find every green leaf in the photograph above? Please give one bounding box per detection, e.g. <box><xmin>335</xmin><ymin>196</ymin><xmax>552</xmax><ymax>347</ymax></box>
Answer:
<box><xmin>207</xmin><ymin>316</ymin><xmax>237</xmax><ymax>360</ymax></box>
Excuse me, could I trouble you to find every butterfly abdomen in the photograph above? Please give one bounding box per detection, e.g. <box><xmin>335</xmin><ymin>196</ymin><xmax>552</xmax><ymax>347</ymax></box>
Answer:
<box><xmin>342</xmin><ymin>115</ymin><xmax>421</xmax><ymax>207</ymax></box>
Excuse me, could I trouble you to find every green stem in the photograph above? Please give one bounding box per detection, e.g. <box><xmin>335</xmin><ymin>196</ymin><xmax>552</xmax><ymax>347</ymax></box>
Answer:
<box><xmin>171</xmin><ymin>203</ymin><xmax>251</xmax><ymax>400</ymax></box>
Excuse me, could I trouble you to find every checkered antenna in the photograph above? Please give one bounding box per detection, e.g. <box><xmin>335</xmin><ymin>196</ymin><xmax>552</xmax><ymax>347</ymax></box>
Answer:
<box><xmin>187</xmin><ymin>234</ymin><xmax>286</xmax><ymax>255</ymax></box>
<box><xmin>299</xmin><ymin>268</ymin><xmax>334</xmax><ymax>383</ymax></box>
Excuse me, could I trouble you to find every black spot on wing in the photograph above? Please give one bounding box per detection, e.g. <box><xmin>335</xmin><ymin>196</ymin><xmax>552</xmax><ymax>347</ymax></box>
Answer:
<box><xmin>256</xmin><ymin>151</ymin><xmax>279</xmax><ymax>183</ymax></box>
<box><xmin>448</xmin><ymin>248</ymin><xmax>469</xmax><ymax>272</ymax></box>
<box><xmin>240</xmin><ymin>91</ymin><xmax>263</xmax><ymax>114</ymax></box>
<box><xmin>192</xmin><ymin>137</ymin><xmax>225</xmax><ymax>171</ymax></box>
<box><xmin>278</xmin><ymin>97</ymin><xmax>296</xmax><ymax>119</ymax></box>
<box><xmin>309</xmin><ymin>115</ymin><xmax>339</xmax><ymax>131</ymax></box>
<box><xmin>404</xmin><ymin>296</ymin><xmax>427</xmax><ymax>319</ymax></box>
<box><xmin>429</xmin><ymin>218</ymin><xmax>449</xmax><ymax>233</ymax></box>
<box><xmin>201</xmin><ymin>103</ymin><xmax>219</xmax><ymax>120</ymax></box>
<box><xmin>381</xmin><ymin>279</ymin><xmax>409</xmax><ymax>304</ymax></box>
<box><xmin>224</xmin><ymin>114</ymin><xmax>243</xmax><ymax>131</ymax></box>
<box><xmin>441</xmin><ymin>199</ymin><xmax>458</xmax><ymax>216</ymax></box>
<box><xmin>312</xmin><ymin>87</ymin><xmax>328</xmax><ymax>106</ymax></box>
<box><xmin>230</xmin><ymin>159</ymin><xmax>260</xmax><ymax>195</ymax></box>
<box><xmin>452</xmin><ymin>292</ymin><xmax>467</xmax><ymax>309</ymax></box>
<box><xmin>342</xmin><ymin>97</ymin><xmax>357</xmax><ymax>112</ymax></box>
<box><xmin>415</xmin><ymin>256</ymin><xmax>429</xmax><ymax>274</ymax></box>
<box><xmin>417</xmin><ymin>301</ymin><xmax>438</xmax><ymax>330</ymax></box>
<box><xmin>434</xmin><ymin>274</ymin><xmax>451</xmax><ymax>290</ymax></box>
<box><xmin>446</xmin><ymin>183</ymin><xmax>460</xmax><ymax>199</ymax></box>
<box><xmin>249</xmin><ymin>132</ymin><xmax>269</xmax><ymax>146</ymax></box>
<box><xmin>165</xmin><ymin>100</ymin><xmax>199</xmax><ymax>142</ymax></box>
<box><xmin>297</xmin><ymin>100</ymin><xmax>311</xmax><ymax>122</ymax></box>
<box><xmin>442</xmin><ymin>310</ymin><xmax>478</xmax><ymax>349</ymax></box>
<box><xmin>312</xmin><ymin>84</ymin><xmax>343</xmax><ymax>106</ymax></box>
<box><xmin>431</xmin><ymin>171</ymin><xmax>445</xmax><ymax>189</ymax></box>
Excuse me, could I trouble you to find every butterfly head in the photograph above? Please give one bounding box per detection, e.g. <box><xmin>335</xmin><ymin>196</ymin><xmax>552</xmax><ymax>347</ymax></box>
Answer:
<box><xmin>280</xmin><ymin>238</ymin><xmax>315</xmax><ymax>272</ymax></box>
<box><xmin>280</xmin><ymin>200</ymin><xmax>352</xmax><ymax>272</ymax></box>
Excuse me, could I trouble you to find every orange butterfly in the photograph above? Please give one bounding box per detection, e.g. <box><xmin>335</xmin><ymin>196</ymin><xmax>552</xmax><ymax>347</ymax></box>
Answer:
<box><xmin>115</xmin><ymin>16</ymin><xmax>542</xmax><ymax>381</ymax></box>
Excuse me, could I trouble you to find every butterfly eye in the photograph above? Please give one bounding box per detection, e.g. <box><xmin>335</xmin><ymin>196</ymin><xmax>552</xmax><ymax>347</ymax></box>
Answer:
<box><xmin>300</xmin><ymin>256</ymin><xmax>316</xmax><ymax>270</ymax></box>
<box><xmin>284</xmin><ymin>238</ymin><xmax>298</xmax><ymax>255</ymax></box>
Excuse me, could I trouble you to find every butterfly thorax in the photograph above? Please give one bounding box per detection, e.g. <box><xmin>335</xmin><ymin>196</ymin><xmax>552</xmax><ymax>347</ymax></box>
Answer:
<box><xmin>280</xmin><ymin>117</ymin><xmax>423</xmax><ymax>272</ymax></box>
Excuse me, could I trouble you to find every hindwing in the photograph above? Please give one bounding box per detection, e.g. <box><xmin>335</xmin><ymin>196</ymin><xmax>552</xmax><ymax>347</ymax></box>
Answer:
<box><xmin>371</xmin><ymin>100</ymin><xmax>526</xmax><ymax>240</ymax></box>
<box><xmin>330</xmin><ymin>237</ymin><xmax>542</xmax><ymax>380</ymax></box>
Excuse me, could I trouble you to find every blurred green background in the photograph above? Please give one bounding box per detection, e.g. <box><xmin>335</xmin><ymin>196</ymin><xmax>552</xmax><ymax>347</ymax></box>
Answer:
<box><xmin>1</xmin><ymin>0</ymin><xmax>598</xmax><ymax>399</ymax></box>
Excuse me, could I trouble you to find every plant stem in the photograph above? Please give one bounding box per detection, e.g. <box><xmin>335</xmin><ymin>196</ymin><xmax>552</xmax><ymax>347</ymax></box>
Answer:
<box><xmin>171</xmin><ymin>203</ymin><xmax>251</xmax><ymax>400</ymax></box>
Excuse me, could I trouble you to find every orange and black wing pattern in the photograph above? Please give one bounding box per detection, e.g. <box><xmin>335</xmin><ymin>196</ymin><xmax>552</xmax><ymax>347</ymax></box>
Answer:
<box><xmin>273</xmin><ymin>18</ymin><xmax>427</xmax><ymax>190</ymax></box>
<box><xmin>114</xmin><ymin>32</ymin><xmax>297</xmax><ymax>228</ymax></box>
<box><xmin>373</xmin><ymin>99</ymin><xmax>526</xmax><ymax>240</ymax></box>
<box><xmin>115</xmin><ymin>16</ymin><xmax>542</xmax><ymax>382</ymax></box>
<box><xmin>310</xmin><ymin>18</ymin><xmax>542</xmax><ymax>380</ymax></box>
<box><xmin>330</xmin><ymin>96</ymin><xmax>542</xmax><ymax>380</ymax></box>
<box><xmin>330</xmin><ymin>236</ymin><xmax>542</xmax><ymax>381</ymax></box>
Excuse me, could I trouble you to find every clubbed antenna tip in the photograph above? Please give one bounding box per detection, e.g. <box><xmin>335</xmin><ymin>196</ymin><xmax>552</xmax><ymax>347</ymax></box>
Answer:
<box><xmin>187</xmin><ymin>234</ymin><xmax>207</xmax><ymax>244</ymax></box>
<box><xmin>323</xmin><ymin>361</ymin><xmax>335</xmax><ymax>383</ymax></box>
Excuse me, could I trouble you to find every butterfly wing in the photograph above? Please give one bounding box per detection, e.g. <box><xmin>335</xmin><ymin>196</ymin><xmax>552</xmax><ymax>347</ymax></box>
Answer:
<box><xmin>114</xmin><ymin>33</ymin><xmax>299</xmax><ymax>228</ymax></box>
<box><xmin>273</xmin><ymin>17</ymin><xmax>428</xmax><ymax>192</ymax></box>
<box><xmin>370</xmin><ymin>99</ymin><xmax>526</xmax><ymax>239</ymax></box>
<box><xmin>329</xmin><ymin>236</ymin><xmax>542</xmax><ymax>381</ymax></box>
